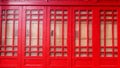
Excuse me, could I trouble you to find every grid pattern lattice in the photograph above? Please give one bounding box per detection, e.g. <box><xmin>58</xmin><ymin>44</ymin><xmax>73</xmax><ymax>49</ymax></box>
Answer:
<box><xmin>0</xmin><ymin>9</ymin><xmax>19</xmax><ymax>56</ymax></box>
<box><xmin>50</xmin><ymin>10</ymin><xmax>68</xmax><ymax>57</ymax></box>
<box><xmin>25</xmin><ymin>9</ymin><xmax>44</xmax><ymax>56</ymax></box>
<box><xmin>100</xmin><ymin>10</ymin><xmax>118</xmax><ymax>57</ymax></box>
<box><xmin>74</xmin><ymin>10</ymin><xmax>92</xmax><ymax>57</ymax></box>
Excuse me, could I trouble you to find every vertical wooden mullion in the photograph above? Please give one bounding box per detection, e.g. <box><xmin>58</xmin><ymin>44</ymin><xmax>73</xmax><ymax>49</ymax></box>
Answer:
<box><xmin>54</xmin><ymin>10</ymin><xmax>56</xmax><ymax>56</ymax></box>
<box><xmin>78</xmin><ymin>11</ymin><xmax>81</xmax><ymax>56</ymax></box>
<box><xmin>29</xmin><ymin>10</ymin><xmax>32</xmax><ymax>56</ymax></box>
<box><xmin>104</xmin><ymin>11</ymin><xmax>106</xmax><ymax>57</ymax></box>
<box><xmin>4</xmin><ymin>9</ymin><xmax>7</xmax><ymax>56</ymax></box>
<box><xmin>12</xmin><ymin>10</ymin><xmax>15</xmax><ymax>56</ymax></box>
<box><xmin>62</xmin><ymin>10</ymin><xmax>64</xmax><ymax>56</ymax></box>
<box><xmin>37</xmin><ymin>10</ymin><xmax>40</xmax><ymax>56</ymax></box>
<box><xmin>87</xmin><ymin>10</ymin><xmax>89</xmax><ymax>57</ymax></box>
<box><xmin>112</xmin><ymin>10</ymin><xmax>114</xmax><ymax>57</ymax></box>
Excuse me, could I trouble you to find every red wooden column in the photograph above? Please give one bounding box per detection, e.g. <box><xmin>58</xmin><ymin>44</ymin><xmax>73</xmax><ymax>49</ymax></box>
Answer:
<box><xmin>92</xmin><ymin>8</ymin><xmax>100</xmax><ymax>68</ymax></box>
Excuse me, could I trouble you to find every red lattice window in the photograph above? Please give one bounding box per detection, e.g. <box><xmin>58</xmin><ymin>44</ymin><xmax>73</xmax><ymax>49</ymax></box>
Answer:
<box><xmin>50</xmin><ymin>10</ymin><xmax>68</xmax><ymax>57</ymax></box>
<box><xmin>100</xmin><ymin>10</ymin><xmax>118</xmax><ymax>57</ymax></box>
<box><xmin>25</xmin><ymin>9</ymin><xmax>44</xmax><ymax>56</ymax></box>
<box><xmin>0</xmin><ymin>9</ymin><xmax>19</xmax><ymax>56</ymax></box>
<box><xmin>74</xmin><ymin>10</ymin><xmax>92</xmax><ymax>57</ymax></box>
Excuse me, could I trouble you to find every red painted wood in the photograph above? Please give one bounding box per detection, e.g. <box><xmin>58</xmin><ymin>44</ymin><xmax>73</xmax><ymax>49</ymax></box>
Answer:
<box><xmin>0</xmin><ymin>1</ymin><xmax>120</xmax><ymax>68</ymax></box>
<box><xmin>92</xmin><ymin>8</ymin><xmax>100</xmax><ymax>68</ymax></box>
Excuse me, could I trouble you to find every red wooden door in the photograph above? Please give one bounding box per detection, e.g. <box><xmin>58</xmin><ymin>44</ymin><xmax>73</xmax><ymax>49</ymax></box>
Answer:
<box><xmin>71</xmin><ymin>7</ymin><xmax>120</xmax><ymax>68</ymax></box>
<box><xmin>46</xmin><ymin>7</ymin><xmax>71</xmax><ymax>68</ymax></box>
<box><xmin>21</xmin><ymin>6</ymin><xmax>46</xmax><ymax>68</ymax></box>
<box><xmin>0</xmin><ymin>6</ymin><xmax>21</xmax><ymax>68</ymax></box>
<box><xmin>71</xmin><ymin>7</ymin><xmax>94</xmax><ymax>68</ymax></box>
<box><xmin>98</xmin><ymin>7</ymin><xmax>119</xmax><ymax>68</ymax></box>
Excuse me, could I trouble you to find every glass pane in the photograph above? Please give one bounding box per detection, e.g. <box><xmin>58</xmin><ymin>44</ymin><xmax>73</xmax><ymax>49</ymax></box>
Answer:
<box><xmin>106</xmin><ymin>39</ymin><xmax>112</xmax><ymax>46</ymax></box>
<box><xmin>81</xmin><ymin>40</ymin><xmax>87</xmax><ymax>46</ymax></box>
<box><xmin>106</xmin><ymin>23</ymin><xmax>112</xmax><ymax>39</ymax></box>
<box><xmin>56</xmin><ymin>23</ymin><xmax>62</xmax><ymax>39</ymax></box>
<box><xmin>31</xmin><ymin>22</ymin><xmax>38</xmax><ymax>38</ymax></box>
<box><xmin>81</xmin><ymin>23</ymin><xmax>87</xmax><ymax>39</ymax></box>
<box><xmin>7</xmin><ymin>22</ymin><xmax>13</xmax><ymax>38</ymax></box>
<box><xmin>6</xmin><ymin>39</ymin><xmax>12</xmax><ymax>45</ymax></box>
